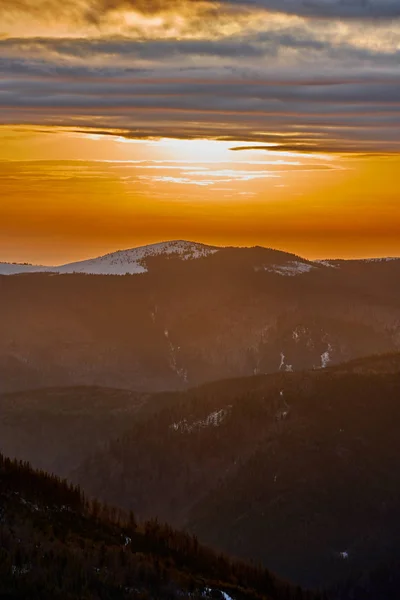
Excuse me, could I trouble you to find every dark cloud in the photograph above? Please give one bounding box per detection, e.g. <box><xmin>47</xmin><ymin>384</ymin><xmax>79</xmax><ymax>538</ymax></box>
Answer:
<box><xmin>1</xmin><ymin>3</ymin><xmax>400</xmax><ymax>155</ymax></box>
<box><xmin>213</xmin><ymin>0</ymin><xmax>400</xmax><ymax>19</ymax></box>
<box><xmin>229</xmin><ymin>144</ymin><xmax>400</xmax><ymax>154</ymax></box>
<box><xmin>3</xmin><ymin>32</ymin><xmax>400</xmax><ymax>68</ymax></box>
<box><xmin>2</xmin><ymin>0</ymin><xmax>400</xmax><ymax>20</ymax></box>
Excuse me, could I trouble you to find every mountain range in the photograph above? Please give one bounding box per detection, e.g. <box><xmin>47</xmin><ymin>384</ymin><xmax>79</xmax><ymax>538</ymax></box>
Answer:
<box><xmin>1</xmin><ymin>241</ymin><xmax>400</xmax><ymax>393</ymax></box>
<box><xmin>1</xmin><ymin>353</ymin><xmax>400</xmax><ymax>591</ymax></box>
<box><xmin>1</xmin><ymin>241</ymin><xmax>399</xmax><ymax>276</ymax></box>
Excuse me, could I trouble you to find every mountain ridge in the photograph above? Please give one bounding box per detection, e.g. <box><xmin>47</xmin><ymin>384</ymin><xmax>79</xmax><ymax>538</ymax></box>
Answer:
<box><xmin>1</xmin><ymin>252</ymin><xmax>400</xmax><ymax>393</ymax></box>
<box><xmin>1</xmin><ymin>240</ymin><xmax>399</xmax><ymax>276</ymax></box>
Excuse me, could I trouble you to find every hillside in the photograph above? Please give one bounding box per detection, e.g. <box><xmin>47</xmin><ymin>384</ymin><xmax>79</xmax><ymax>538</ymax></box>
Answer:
<box><xmin>0</xmin><ymin>386</ymin><xmax>147</xmax><ymax>476</ymax></box>
<box><xmin>2</xmin><ymin>353</ymin><xmax>400</xmax><ymax>481</ymax></box>
<box><xmin>0</xmin><ymin>452</ymin><xmax>320</xmax><ymax>600</ymax></box>
<box><xmin>72</xmin><ymin>354</ymin><xmax>400</xmax><ymax>588</ymax></box>
<box><xmin>1</xmin><ymin>244</ymin><xmax>400</xmax><ymax>393</ymax></box>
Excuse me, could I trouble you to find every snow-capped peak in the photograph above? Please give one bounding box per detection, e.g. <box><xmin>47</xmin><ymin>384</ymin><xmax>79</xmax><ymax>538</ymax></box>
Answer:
<box><xmin>2</xmin><ymin>244</ymin><xmax>400</xmax><ymax>277</ymax></box>
<box><xmin>56</xmin><ymin>240</ymin><xmax>219</xmax><ymax>275</ymax></box>
<box><xmin>0</xmin><ymin>241</ymin><xmax>219</xmax><ymax>276</ymax></box>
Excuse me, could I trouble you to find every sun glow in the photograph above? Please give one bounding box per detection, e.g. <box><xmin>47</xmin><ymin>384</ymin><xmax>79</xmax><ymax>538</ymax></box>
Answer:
<box><xmin>140</xmin><ymin>138</ymin><xmax>244</xmax><ymax>163</ymax></box>
<box><xmin>0</xmin><ymin>124</ymin><xmax>399</xmax><ymax>264</ymax></box>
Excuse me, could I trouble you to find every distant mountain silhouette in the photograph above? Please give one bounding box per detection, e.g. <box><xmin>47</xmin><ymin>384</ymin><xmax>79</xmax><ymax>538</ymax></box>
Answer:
<box><xmin>1</xmin><ymin>240</ymin><xmax>398</xmax><ymax>276</ymax></box>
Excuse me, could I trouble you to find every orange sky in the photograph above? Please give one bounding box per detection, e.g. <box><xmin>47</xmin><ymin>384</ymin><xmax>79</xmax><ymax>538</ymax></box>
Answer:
<box><xmin>1</xmin><ymin>127</ymin><xmax>399</xmax><ymax>264</ymax></box>
<box><xmin>1</xmin><ymin>0</ymin><xmax>400</xmax><ymax>263</ymax></box>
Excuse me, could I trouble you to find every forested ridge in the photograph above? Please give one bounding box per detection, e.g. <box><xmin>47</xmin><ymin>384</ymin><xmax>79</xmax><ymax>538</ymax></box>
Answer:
<box><xmin>73</xmin><ymin>357</ymin><xmax>400</xmax><ymax>587</ymax></box>
<box><xmin>0</xmin><ymin>453</ymin><xmax>321</xmax><ymax>600</ymax></box>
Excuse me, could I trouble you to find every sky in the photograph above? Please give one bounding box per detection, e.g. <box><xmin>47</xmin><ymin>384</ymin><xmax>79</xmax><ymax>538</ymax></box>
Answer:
<box><xmin>1</xmin><ymin>0</ymin><xmax>400</xmax><ymax>264</ymax></box>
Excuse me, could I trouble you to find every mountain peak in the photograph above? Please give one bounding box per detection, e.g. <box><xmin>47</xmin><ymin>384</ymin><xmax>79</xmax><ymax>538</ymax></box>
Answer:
<box><xmin>56</xmin><ymin>240</ymin><xmax>220</xmax><ymax>275</ymax></box>
<box><xmin>1</xmin><ymin>242</ymin><xmax>400</xmax><ymax>276</ymax></box>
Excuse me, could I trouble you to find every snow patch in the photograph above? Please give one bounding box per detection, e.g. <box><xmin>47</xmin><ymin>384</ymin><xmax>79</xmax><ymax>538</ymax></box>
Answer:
<box><xmin>362</xmin><ymin>257</ymin><xmax>399</xmax><ymax>263</ymax></box>
<box><xmin>171</xmin><ymin>407</ymin><xmax>231</xmax><ymax>434</ymax></box>
<box><xmin>12</xmin><ymin>564</ymin><xmax>31</xmax><ymax>576</ymax></box>
<box><xmin>276</xmin><ymin>409</ymin><xmax>289</xmax><ymax>421</ymax></box>
<box><xmin>19</xmin><ymin>497</ymin><xmax>39</xmax><ymax>512</ymax></box>
<box><xmin>291</xmin><ymin>325</ymin><xmax>310</xmax><ymax>343</ymax></box>
<box><xmin>164</xmin><ymin>330</ymin><xmax>188</xmax><ymax>383</ymax></box>
<box><xmin>204</xmin><ymin>588</ymin><xmax>234</xmax><ymax>600</ymax></box>
<box><xmin>314</xmin><ymin>260</ymin><xmax>340</xmax><ymax>269</ymax></box>
<box><xmin>264</xmin><ymin>261</ymin><xmax>315</xmax><ymax>277</ymax></box>
<box><xmin>279</xmin><ymin>352</ymin><xmax>293</xmax><ymax>372</ymax></box>
<box><xmin>150</xmin><ymin>305</ymin><xmax>158</xmax><ymax>323</ymax></box>
<box><xmin>321</xmin><ymin>344</ymin><xmax>333</xmax><ymax>368</ymax></box>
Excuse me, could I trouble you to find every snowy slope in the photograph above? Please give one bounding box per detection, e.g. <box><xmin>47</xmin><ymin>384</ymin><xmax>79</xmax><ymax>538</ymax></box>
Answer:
<box><xmin>0</xmin><ymin>263</ymin><xmax>50</xmax><ymax>275</ymax></box>
<box><xmin>56</xmin><ymin>241</ymin><xmax>219</xmax><ymax>275</ymax></box>
<box><xmin>0</xmin><ymin>241</ymin><xmax>219</xmax><ymax>276</ymax></box>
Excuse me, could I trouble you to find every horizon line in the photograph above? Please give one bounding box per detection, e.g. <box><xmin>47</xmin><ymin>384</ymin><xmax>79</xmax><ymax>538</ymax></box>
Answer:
<box><xmin>1</xmin><ymin>239</ymin><xmax>399</xmax><ymax>268</ymax></box>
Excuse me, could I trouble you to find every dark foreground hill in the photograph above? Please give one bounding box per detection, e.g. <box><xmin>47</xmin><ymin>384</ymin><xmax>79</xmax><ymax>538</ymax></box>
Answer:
<box><xmin>332</xmin><ymin>560</ymin><xmax>400</xmax><ymax>600</ymax></box>
<box><xmin>72</xmin><ymin>353</ymin><xmax>400</xmax><ymax>588</ymax></box>
<box><xmin>0</xmin><ymin>453</ymin><xmax>320</xmax><ymax>600</ymax></box>
<box><xmin>1</xmin><ymin>245</ymin><xmax>400</xmax><ymax>393</ymax></box>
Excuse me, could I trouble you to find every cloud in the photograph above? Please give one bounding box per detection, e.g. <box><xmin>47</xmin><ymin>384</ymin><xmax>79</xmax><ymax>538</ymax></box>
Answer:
<box><xmin>3</xmin><ymin>0</ymin><xmax>400</xmax><ymax>21</ymax></box>
<box><xmin>214</xmin><ymin>0</ymin><xmax>400</xmax><ymax>19</ymax></box>
<box><xmin>1</xmin><ymin>0</ymin><xmax>400</xmax><ymax>156</ymax></box>
<box><xmin>229</xmin><ymin>143</ymin><xmax>400</xmax><ymax>155</ymax></box>
<box><xmin>87</xmin><ymin>0</ymin><xmax>195</xmax><ymax>18</ymax></box>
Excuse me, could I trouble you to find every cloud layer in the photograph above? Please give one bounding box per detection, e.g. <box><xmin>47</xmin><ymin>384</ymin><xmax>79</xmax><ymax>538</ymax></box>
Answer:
<box><xmin>3</xmin><ymin>0</ymin><xmax>400</xmax><ymax>21</ymax></box>
<box><xmin>1</xmin><ymin>0</ymin><xmax>400</xmax><ymax>153</ymax></box>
